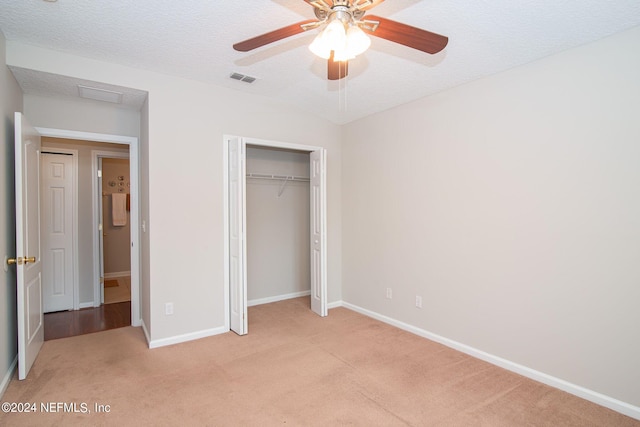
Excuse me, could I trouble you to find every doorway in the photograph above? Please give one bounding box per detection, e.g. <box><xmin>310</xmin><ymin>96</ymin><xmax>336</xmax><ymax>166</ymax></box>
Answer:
<box><xmin>37</xmin><ymin>128</ymin><xmax>141</xmax><ymax>327</ymax></box>
<box><xmin>38</xmin><ymin>138</ymin><xmax>136</xmax><ymax>340</ymax></box>
<box><xmin>97</xmin><ymin>155</ymin><xmax>131</xmax><ymax>306</ymax></box>
<box><xmin>14</xmin><ymin>114</ymin><xmax>142</xmax><ymax>379</ymax></box>
<box><xmin>224</xmin><ymin>136</ymin><xmax>328</xmax><ymax>336</ymax></box>
<box><xmin>246</xmin><ymin>146</ymin><xmax>311</xmax><ymax>307</ymax></box>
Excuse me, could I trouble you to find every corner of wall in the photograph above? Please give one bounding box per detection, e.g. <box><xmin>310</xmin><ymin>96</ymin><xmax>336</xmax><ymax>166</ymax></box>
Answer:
<box><xmin>139</xmin><ymin>96</ymin><xmax>151</xmax><ymax>336</ymax></box>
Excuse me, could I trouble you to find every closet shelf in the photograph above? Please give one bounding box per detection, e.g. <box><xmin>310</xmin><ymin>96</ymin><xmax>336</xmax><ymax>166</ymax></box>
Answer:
<box><xmin>247</xmin><ymin>173</ymin><xmax>310</xmax><ymax>197</ymax></box>
<box><xmin>246</xmin><ymin>173</ymin><xmax>310</xmax><ymax>182</ymax></box>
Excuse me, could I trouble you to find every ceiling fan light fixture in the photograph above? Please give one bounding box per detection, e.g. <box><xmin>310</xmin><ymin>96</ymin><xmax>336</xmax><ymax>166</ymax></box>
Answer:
<box><xmin>323</xmin><ymin>19</ymin><xmax>347</xmax><ymax>47</ymax></box>
<box><xmin>309</xmin><ymin>19</ymin><xmax>347</xmax><ymax>59</ymax></box>
<box><xmin>345</xmin><ymin>25</ymin><xmax>371</xmax><ymax>57</ymax></box>
<box><xmin>233</xmin><ymin>1</ymin><xmax>448</xmax><ymax>81</ymax></box>
<box><xmin>309</xmin><ymin>16</ymin><xmax>371</xmax><ymax>61</ymax></box>
<box><xmin>309</xmin><ymin>32</ymin><xmax>332</xmax><ymax>59</ymax></box>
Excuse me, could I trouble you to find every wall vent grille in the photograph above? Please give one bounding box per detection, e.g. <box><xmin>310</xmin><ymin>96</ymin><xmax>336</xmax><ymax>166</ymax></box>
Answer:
<box><xmin>230</xmin><ymin>72</ymin><xmax>257</xmax><ymax>84</ymax></box>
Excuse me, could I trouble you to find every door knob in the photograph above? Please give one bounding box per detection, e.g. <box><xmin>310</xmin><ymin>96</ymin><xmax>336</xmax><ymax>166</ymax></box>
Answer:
<box><xmin>5</xmin><ymin>256</ymin><xmax>36</xmax><ymax>266</ymax></box>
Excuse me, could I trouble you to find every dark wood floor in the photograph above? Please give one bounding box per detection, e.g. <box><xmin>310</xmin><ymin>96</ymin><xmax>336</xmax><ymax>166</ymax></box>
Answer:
<box><xmin>44</xmin><ymin>302</ymin><xmax>131</xmax><ymax>341</ymax></box>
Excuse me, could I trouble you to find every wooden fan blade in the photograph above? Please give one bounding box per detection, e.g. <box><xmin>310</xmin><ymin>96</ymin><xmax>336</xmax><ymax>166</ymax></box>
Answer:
<box><xmin>328</xmin><ymin>51</ymin><xmax>348</xmax><ymax>80</ymax></box>
<box><xmin>303</xmin><ymin>0</ymin><xmax>324</xmax><ymax>6</ymax></box>
<box><xmin>363</xmin><ymin>15</ymin><xmax>448</xmax><ymax>54</ymax></box>
<box><xmin>233</xmin><ymin>20</ymin><xmax>317</xmax><ymax>52</ymax></box>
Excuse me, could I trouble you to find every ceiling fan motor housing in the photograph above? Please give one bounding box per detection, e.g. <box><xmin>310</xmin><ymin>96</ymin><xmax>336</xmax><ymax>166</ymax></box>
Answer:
<box><xmin>313</xmin><ymin>2</ymin><xmax>365</xmax><ymax>22</ymax></box>
<box><xmin>330</xmin><ymin>8</ymin><xmax>352</xmax><ymax>26</ymax></box>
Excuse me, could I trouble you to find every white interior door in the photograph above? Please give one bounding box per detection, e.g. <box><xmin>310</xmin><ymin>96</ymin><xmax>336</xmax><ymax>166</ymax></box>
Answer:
<box><xmin>228</xmin><ymin>136</ymin><xmax>247</xmax><ymax>335</ymax></box>
<box><xmin>41</xmin><ymin>152</ymin><xmax>74</xmax><ymax>312</ymax></box>
<box><xmin>310</xmin><ymin>149</ymin><xmax>327</xmax><ymax>317</ymax></box>
<box><xmin>14</xmin><ymin>112</ymin><xmax>44</xmax><ymax>380</ymax></box>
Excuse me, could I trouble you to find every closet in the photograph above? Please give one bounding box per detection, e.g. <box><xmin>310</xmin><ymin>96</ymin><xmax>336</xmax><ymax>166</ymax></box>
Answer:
<box><xmin>245</xmin><ymin>145</ymin><xmax>310</xmax><ymax>306</ymax></box>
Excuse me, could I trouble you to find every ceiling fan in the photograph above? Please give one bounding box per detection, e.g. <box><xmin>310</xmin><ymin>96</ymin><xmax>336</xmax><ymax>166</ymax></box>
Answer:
<box><xmin>233</xmin><ymin>0</ymin><xmax>448</xmax><ymax>80</ymax></box>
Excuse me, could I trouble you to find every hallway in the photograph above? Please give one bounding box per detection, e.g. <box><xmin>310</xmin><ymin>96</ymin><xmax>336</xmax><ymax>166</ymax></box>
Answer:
<box><xmin>44</xmin><ymin>302</ymin><xmax>131</xmax><ymax>341</ymax></box>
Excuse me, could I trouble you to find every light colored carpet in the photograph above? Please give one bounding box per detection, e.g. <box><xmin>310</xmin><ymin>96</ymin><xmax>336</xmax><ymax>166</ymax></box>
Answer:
<box><xmin>1</xmin><ymin>297</ymin><xmax>637</xmax><ymax>426</ymax></box>
<box><xmin>103</xmin><ymin>276</ymin><xmax>131</xmax><ymax>304</ymax></box>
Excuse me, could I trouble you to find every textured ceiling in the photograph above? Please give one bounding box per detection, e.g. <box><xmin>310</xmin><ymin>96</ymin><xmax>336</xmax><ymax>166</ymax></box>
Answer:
<box><xmin>1</xmin><ymin>1</ymin><xmax>640</xmax><ymax>124</ymax></box>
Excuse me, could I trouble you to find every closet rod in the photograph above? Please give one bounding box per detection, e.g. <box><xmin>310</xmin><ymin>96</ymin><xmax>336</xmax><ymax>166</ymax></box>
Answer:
<box><xmin>246</xmin><ymin>173</ymin><xmax>310</xmax><ymax>182</ymax></box>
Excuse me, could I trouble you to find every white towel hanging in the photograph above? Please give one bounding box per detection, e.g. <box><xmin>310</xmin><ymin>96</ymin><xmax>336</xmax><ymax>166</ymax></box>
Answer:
<box><xmin>112</xmin><ymin>193</ymin><xmax>127</xmax><ymax>226</ymax></box>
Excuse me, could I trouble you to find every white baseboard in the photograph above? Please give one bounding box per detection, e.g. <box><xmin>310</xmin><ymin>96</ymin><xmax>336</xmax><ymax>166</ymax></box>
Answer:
<box><xmin>0</xmin><ymin>356</ymin><xmax>17</xmax><ymax>399</ymax></box>
<box><xmin>141</xmin><ymin>320</ymin><xmax>151</xmax><ymax>347</ymax></box>
<box><xmin>248</xmin><ymin>290</ymin><xmax>311</xmax><ymax>307</ymax></box>
<box><xmin>148</xmin><ymin>326</ymin><xmax>228</xmax><ymax>349</ymax></box>
<box><xmin>104</xmin><ymin>271</ymin><xmax>131</xmax><ymax>279</ymax></box>
<box><xmin>326</xmin><ymin>300</ymin><xmax>343</xmax><ymax>309</ymax></box>
<box><xmin>78</xmin><ymin>302</ymin><xmax>95</xmax><ymax>309</ymax></box>
<box><xmin>149</xmin><ymin>292</ymin><xmax>317</xmax><ymax>348</ymax></box>
<box><xmin>334</xmin><ymin>300</ymin><xmax>640</xmax><ymax>421</ymax></box>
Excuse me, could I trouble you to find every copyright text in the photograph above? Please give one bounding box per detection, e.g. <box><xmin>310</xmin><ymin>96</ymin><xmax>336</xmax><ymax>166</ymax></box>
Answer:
<box><xmin>2</xmin><ymin>401</ymin><xmax>111</xmax><ymax>414</ymax></box>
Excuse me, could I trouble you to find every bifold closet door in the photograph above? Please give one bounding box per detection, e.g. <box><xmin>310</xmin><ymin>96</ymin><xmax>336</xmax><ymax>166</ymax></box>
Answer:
<box><xmin>310</xmin><ymin>149</ymin><xmax>327</xmax><ymax>317</ymax></box>
<box><xmin>228</xmin><ymin>137</ymin><xmax>248</xmax><ymax>335</ymax></box>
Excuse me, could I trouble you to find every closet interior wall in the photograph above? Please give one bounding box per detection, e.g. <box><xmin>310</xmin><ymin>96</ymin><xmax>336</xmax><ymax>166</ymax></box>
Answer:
<box><xmin>246</xmin><ymin>145</ymin><xmax>310</xmax><ymax>304</ymax></box>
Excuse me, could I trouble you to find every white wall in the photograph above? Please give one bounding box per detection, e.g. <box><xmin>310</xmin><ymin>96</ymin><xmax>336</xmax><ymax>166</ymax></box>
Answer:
<box><xmin>0</xmin><ymin>31</ymin><xmax>22</xmax><ymax>397</ymax></box>
<box><xmin>342</xmin><ymin>26</ymin><xmax>640</xmax><ymax>409</ymax></box>
<box><xmin>246</xmin><ymin>146</ymin><xmax>310</xmax><ymax>303</ymax></box>
<box><xmin>23</xmin><ymin>94</ymin><xmax>140</xmax><ymax>137</ymax></box>
<box><xmin>6</xmin><ymin>42</ymin><xmax>343</xmax><ymax>344</ymax></box>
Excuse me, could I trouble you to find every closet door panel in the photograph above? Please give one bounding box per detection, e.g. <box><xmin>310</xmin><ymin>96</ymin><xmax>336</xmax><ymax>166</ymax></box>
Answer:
<box><xmin>310</xmin><ymin>149</ymin><xmax>327</xmax><ymax>317</ymax></box>
<box><xmin>228</xmin><ymin>137</ymin><xmax>247</xmax><ymax>335</ymax></box>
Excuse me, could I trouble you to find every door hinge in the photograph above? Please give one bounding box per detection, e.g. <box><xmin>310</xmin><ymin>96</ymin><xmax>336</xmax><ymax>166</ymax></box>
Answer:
<box><xmin>97</xmin><ymin>170</ymin><xmax>102</xmax><ymax>178</ymax></box>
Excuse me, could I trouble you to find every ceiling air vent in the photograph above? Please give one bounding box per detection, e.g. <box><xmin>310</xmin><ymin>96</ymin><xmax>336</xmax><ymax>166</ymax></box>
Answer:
<box><xmin>230</xmin><ymin>72</ymin><xmax>257</xmax><ymax>84</ymax></box>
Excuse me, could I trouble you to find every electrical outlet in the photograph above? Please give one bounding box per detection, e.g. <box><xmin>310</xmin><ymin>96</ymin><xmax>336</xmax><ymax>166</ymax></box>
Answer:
<box><xmin>386</xmin><ymin>288</ymin><xmax>392</xmax><ymax>299</ymax></box>
<box><xmin>415</xmin><ymin>296</ymin><xmax>422</xmax><ymax>309</ymax></box>
<box><xmin>165</xmin><ymin>302</ymin><xmax>174</xmax><ymax>315</ymax></box>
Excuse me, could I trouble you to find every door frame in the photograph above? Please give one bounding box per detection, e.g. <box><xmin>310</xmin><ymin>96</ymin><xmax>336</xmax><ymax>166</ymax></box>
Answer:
<box><xmin>92</xmin><ymin>150</ymin><xmax>130</xmax><ymax>306</ymax></box>
<box><xmin>39</xmin><ymin>148</ymin><xmax>80</xmax><ymax>311</ymax></box>
<box><xmin>35</xmin><ymin>127</ymin><xmax>141</xmax><ymax>327</ymax></box>
<box><xmin>223</xmin><ymin>135</ymin><xmax>328</xmax><ymax>334</ymax></box>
